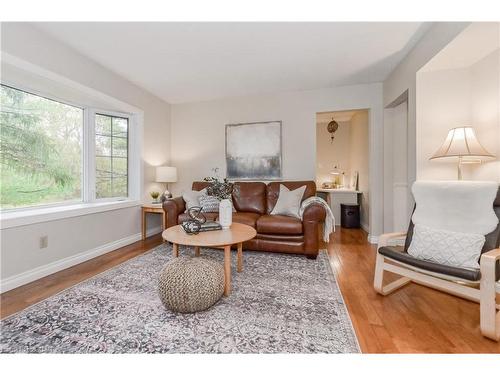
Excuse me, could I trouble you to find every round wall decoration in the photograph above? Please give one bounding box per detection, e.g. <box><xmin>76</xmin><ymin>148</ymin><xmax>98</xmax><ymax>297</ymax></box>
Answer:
<box><xmin>327</xmin><ymin>119</ymin><xmax>339</xmax><ymax>142</ymax></box>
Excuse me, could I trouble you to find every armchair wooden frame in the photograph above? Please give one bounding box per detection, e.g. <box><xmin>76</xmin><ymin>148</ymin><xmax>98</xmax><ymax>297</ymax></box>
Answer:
<box><xmin>374</xmin><ymin>232</ymin><xmax>500</xmax><ymax>341</ymax></box>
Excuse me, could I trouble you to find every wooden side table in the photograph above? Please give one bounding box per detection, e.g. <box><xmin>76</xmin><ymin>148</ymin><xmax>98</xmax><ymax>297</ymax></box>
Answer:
<box><xmin>142</xmin><ymin>203</ymin><xmax>166</xmax><ymax>240</ymax></box>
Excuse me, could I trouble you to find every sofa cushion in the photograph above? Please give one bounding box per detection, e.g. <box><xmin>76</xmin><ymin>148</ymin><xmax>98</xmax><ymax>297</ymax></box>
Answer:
<box><xmin>266</xmin><ymin>181</ymin><xmax>316</xmax><ymax>214</ymax></box>
<box><xmin>257</xmin><ymin>214</ymin><xmax>303</xmax><ymax>235</ymax></box>
<box><xmin>232</xmin><ymin>212</ymin><xmax>260</xmax><ymax>228</ymax></box>
<box><xmin>232</xmin><ymin>182</ymin><xmax>267</xmax><ymax>214</ymax></box>
<box><xmin>178</xmin><ymin>212</ymin><xmax>218</xmax><ymax>224</ymax></box>
<box><xmin>256</xmin><ymin>233</ymin><xmax>304</xmax><ymax>243</ymax></box>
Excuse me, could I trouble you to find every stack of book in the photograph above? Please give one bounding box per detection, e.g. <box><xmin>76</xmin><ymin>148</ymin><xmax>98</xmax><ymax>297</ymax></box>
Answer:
<box><xmin>198</xmin><ymin>221</ymin><xmax>222</xmax><ymax>232</ymax></box>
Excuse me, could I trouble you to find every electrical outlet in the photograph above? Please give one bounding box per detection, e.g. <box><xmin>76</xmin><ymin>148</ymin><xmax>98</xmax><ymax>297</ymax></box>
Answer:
<box><xmin>39</xmin><ymin>235</ymin><xmax>48</xmax><ymax>249</ymax></box>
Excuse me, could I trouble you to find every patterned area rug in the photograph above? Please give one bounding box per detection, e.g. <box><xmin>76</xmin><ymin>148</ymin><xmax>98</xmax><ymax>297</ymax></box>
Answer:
<box><xmin>1</xmin><ymin>244</ymin><xmax>360</xmax><ymax>353</ymax></box>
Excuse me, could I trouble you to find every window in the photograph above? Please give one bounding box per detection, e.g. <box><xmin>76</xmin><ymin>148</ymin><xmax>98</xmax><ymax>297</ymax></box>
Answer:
<box><xmin>95</xmin><ymin>114</ymin><xmax>128</xmax><ymax>198</ymax></box>
<box><xmin>0</xmin><ymin>84</ymin><xmax>134</xmax><ymax>211</ymax></box>
<box><xmin>0</xmin><ymin>85</ymin><xmax>83</xmax><ymax>209</ymax></box>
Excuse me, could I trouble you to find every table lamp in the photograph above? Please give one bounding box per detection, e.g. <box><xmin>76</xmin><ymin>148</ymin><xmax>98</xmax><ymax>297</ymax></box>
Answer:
<box><xmin>430</xmin><ymin>126</ymin><xmax>495</xmax><ymax>180</ymax></box>
<box><xmin>330</xmin><ymin>165</ymin><xmax>344</xmax><ymax>188</ymax></box>
<box><xmin>156</xmin><ymin>166</ymin><xmax>177</xmax><ymax>199</ymax></box>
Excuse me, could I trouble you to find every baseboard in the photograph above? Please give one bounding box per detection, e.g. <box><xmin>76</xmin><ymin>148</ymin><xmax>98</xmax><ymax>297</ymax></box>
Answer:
<box><xmin>361</xmin><ymin>222</ymin><xmax>369</xmax><ymax>233</ymax></box>
<box><xmin>0</xmin><ymin>226</ymin><xmax>162</xmax><ymax>293</ymax></box>
<box><xmin>367</xmin><ymin>234</ymin><xmax>379</xmax><ymax>244</ymax></box>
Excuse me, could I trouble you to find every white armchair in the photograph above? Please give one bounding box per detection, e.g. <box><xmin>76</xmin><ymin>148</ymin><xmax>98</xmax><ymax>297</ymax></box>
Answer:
<box><xmin>374</xmin><ymin>191</ymin><xmax>500</xmax><ymax>341</ymax></box>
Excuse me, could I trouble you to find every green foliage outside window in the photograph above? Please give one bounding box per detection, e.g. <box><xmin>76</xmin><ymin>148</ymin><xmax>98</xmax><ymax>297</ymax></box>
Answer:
<box><xmin>0</xmin><ymin>85</ymin><xmax>83</xmax><ymax>209</ymax></box>
<box><xmin>95</xmin><ymin>114</ymin><xmax>128</xmax><ymax>198</ymax></box>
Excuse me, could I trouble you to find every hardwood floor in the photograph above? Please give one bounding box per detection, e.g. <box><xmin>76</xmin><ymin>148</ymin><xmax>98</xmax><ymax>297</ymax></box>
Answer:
<box><xmin>1</xmin><ymin>228</ymin><xmax>499</xmax><ymax>353</ymax></box>
<box><xmin>327</xmin><ymin>227</ymin><xmax>500</xmax><ymax>353</ymax></box>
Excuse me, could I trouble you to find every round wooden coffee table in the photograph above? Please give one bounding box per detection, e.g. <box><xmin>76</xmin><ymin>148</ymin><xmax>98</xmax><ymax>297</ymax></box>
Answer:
<box><xmin>162</xmin><ymin>223</ymin><xmax>257</xmax><ymax>296</ymax></box>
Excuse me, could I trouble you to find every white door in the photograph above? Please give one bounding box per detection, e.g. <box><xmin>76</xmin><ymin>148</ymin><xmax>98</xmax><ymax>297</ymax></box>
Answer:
<box><xmin>391</xmin><ymin>100</ymin><xmax>409</xmax><ymax>232</ymax></box>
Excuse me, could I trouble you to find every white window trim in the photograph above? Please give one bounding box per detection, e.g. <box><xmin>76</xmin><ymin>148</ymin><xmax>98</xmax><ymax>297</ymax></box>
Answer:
<box><xmin>0</xmin><ymin>58</ymin><xmax>144</xmax><ymax>229</ymax></box>
<box><xmin>88</xmin><ymin>108</ymin><xmax>135</xmax><ymax>203</ymax></box>
<box><xmin>0</xmin><ymin>200</ymin><xmax>142</xmax><ymax>230</ymax></box>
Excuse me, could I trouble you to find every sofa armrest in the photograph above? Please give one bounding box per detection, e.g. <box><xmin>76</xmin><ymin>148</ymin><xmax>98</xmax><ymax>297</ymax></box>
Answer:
<box><xmin>162</xmin><ymin>196</ymin><xmax>186</xmax><ymax>228</ymax></box>
<box><xmin>377</xmin><ymin>232</ymin><xmax>407</xmax><ymax>250</ymax></box>
<box><xmin>302</xmin><ymin>204</ymin><xmax>327</xmax><ymax>258</ymax></box>
<box><xmin>302</xmin><ymin>204</ymin><xmax>326</xmax><ymax>223</ymax></box>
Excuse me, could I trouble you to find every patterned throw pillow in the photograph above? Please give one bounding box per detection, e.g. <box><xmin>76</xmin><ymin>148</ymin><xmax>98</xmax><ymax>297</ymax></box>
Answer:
<box><xmin>407</xmin><ymin>224</ymin><xmax>485</xmax><ymax>269</ymax></box>
<box><xmin>199</xmin><ymin>195</ymin><xmax>220</xmax><ymax>213</ymax></box>
<box><xmin>270</xmin><ymin>184</ymin><xmax>307</xmax><ymax>219</ymax></box>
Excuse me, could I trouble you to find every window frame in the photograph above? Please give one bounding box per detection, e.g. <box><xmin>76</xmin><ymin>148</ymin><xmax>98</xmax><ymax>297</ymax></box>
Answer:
<box><xmin>87</xmin><ymin>108</ymin><xmax>133</xmax><ymax>203</ymax></box>
<box><xmin>0</xmin><ymin>83</ymin><xmax>139</xmax><ymax>214</ymax></box>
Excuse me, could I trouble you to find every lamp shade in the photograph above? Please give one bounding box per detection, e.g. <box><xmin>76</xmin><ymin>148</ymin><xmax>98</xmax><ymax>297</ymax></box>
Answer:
<box><xmin>155</xmin><ymin>166</ymin><xmax>177</xmax><ymax>183</ymax></box>
<box><xmin>430</xmin><ymin>127</ymin><xmax>495</xmax><ymax>160</ymax></box>
<box><xmin>330</xmin><ymin>166</ymin><xmax>342</xmax><ymax>175</ymax></box>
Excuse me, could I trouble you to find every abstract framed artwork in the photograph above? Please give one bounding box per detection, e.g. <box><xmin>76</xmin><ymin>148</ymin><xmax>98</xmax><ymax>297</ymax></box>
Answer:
<box><xmin>225</xmin><ymin>121</ymin><xmax>282</xmax><ymax>180</ymax></box>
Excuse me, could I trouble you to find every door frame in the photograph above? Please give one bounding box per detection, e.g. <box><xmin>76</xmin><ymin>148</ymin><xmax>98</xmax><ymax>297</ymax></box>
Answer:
<box><xmin>383</xmin><ymin>90</ymin><xmax>414</xmax><ymax>232</ymax></box>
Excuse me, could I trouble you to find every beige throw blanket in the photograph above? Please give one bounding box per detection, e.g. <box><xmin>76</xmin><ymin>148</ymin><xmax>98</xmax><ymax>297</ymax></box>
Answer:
<box><xmin>299</xmin><ymin>196</ymin><xmax>335</xmax><ymax>243</ymax></box>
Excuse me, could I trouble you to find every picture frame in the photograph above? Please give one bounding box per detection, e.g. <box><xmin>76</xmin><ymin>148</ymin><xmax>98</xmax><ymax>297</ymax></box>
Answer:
<box><xmin>350</xmin><ymin>171</ymin><xmax>359</xmax><ymax>190</ymax></box>
<box><xmin>225</xmin><ymin>121</ymin><xmax>282</xmax><ymax>180</ymax></box>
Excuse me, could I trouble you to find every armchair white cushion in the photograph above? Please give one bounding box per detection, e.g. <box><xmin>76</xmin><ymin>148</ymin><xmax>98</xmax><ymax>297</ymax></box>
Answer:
<box><xmin>408</xmin><ymin>224</ymin><xmax>485</xmax><ymax>269</ymax></box>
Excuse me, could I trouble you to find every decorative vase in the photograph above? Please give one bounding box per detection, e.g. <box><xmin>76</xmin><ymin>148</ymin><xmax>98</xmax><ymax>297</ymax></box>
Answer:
<box><xmin>218</xmin><ymin>198</ymin><xmax>232</xmax><ymax>229</ymax></box>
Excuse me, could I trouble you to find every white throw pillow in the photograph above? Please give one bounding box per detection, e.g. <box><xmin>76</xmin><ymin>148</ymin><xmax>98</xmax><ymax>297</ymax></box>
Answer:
<box><xmin>270</xmin><ymin>184</ymin><xmax>307</xmax><ymax>219</ymax></box>
<box><xmin>182</xmin><ymin>188</ymin><xmax>206</xmax><ymax>212</ymax></box>
<box><xmin>407</xmin><ymin>224</ymin><xmax>485</xmax><ymax>269</ymax></box>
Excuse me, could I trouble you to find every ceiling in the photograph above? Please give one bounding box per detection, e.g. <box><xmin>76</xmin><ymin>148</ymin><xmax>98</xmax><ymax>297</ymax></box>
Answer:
<box><xmin>420</xmin><ymin>22</ymin><xmax>499</xmax><ymax>72</ymax></box>
<box><xmin>34</xmin><ymin>22</ymin><xmax>432</xmax><ymax>104</ymax></box>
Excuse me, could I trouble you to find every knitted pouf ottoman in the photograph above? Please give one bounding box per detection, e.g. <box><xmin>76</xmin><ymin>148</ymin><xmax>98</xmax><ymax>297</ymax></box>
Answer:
<box><xmin>158</xmin><ymin>256</ymin><xmax>224</xmax><ymax>313</ymax></box>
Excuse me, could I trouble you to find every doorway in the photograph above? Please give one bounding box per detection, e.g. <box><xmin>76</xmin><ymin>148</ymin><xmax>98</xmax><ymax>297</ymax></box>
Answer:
<box><xmin>315</xmin><ymin>109</ymin><xmax>370</xmax><ymax>232</ymax></box>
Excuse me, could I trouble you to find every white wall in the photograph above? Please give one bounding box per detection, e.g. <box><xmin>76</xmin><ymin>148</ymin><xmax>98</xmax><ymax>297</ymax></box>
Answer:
<box><xmin>382</xmin><ymin>22</ymin><xmax>469</xmax><ymax>232</ymax></box>
<box><xmin>416</xmin><ymin>67</ymin><xmax>471</xmax><ymax>179</ymax></box>
<box><xmin>170</xmin><ymin>83</ymin><xmax>383</xmax><ymax>239</ymax></box>
<box><xmin>416</xmin><ymin>31</ymin><xmax>499</xmax><ymax>181</ymax></box>
<box><xmin>0</xmin><ymin>23</ymin><xmax>171</xmax><ymax>291</ymax></box>
<box><xmin>470</xmin><ymin>50</ymin><xmax>500</xmax><ymax>181</ymax></box>
<box><xmin>349</xmin><ymin>111</ymin><xmax>369</xmax><ymax>229</ymax></box>
<box><xmin>316</xmin><ymin>120</ymin><xmax>351</xmax><ymax>185</ymax></box>
<box><xmin>1</xmin><ymin>207</ymin><xmax>145</xmax><ymax>286</ymax></box>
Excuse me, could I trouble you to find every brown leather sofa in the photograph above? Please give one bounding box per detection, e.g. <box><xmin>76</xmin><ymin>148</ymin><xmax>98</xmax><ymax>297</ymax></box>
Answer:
<box><xmin>163</xmin><ymin>181</ymin><xmax>326</xmax><ymax>258</ymax></box>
